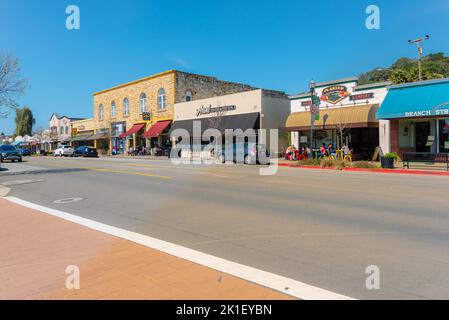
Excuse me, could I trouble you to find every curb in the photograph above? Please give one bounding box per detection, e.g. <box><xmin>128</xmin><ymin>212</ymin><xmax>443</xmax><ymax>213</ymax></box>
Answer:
<box><xmin>278</xmin><ymin>163</ymin><xmax>449</xmax><ymax>177</ymax></box>
<box><xmin>0</xmin><ymin>185</ymin><xmax>10</xmax><ymax>197</ymax></box>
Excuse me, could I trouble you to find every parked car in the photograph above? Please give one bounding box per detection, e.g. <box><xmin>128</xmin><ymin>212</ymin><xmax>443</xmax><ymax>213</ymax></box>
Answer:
<box><xmin>0</xmin><ymin>145</ymin><xmax>23</xmax><ymax>163</ymax></box>
<box><xmin>18</xmin><ymin>148</ymin><xmax>32</xmax><ymax>156</ymax></box>
<box><xmin>218</xmin><ymin>142</ymin><xmax>269</xmax><ymax>165</ymax></box>
<box><xmin>54</xmin><ymin>145</ymin><xmax>75</xmax><ymax>157</ymax></box>
<box><xmin>74</xmin><ymin>146</ymin><xmax>98</xmax><ymax>158</ymax></box>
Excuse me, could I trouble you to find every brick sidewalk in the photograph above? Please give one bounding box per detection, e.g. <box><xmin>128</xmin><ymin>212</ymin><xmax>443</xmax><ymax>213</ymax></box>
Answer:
<box><xmin>0</xmin><ymin>198</ymin><xmax>290</xmax><ymax>300</ymax></box>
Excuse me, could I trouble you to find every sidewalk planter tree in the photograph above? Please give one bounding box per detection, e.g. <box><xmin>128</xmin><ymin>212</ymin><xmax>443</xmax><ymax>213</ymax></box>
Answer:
<box><xmin>381</xmin><ymin>152</ymin><xmax>400</xmax><ymax>169</ymax></box>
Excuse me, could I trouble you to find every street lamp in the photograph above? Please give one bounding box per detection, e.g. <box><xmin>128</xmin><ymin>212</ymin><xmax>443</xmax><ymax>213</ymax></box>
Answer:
<box><xmin>408</xmin><ymin>35</ymin><xmax>430</xmax><ymax>82</ymax></box>
<box><xmin>309</xmin><ymin>80</ymin><xmax>317</xmax><ymax>153</ymax></box>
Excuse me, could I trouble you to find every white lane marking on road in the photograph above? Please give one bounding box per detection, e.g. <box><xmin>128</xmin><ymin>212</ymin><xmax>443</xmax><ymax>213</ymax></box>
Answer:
<box><xmin>5</xmin><ymin>196</ymin><xmax>355</xmax><ymax>300</ymax></box>
<box><xmin>0</xmin><ymin>185</ymin><xmax>10</xmax><ymax>197</ymax></box>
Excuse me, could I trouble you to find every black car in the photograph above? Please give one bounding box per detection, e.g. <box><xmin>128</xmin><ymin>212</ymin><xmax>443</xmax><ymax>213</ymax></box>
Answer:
<box><xmin>74</xmin><ymin>146</ymin><xmax>98</xmax><ymax>157</ymax></box>
<box><xmin>0</xmin><ymin>145</ymin><xmax>23</xmax><ymax>163</ymax></box>
<box><xmin>18</xmin><ymin>148</ymin><xmax>32</xmax><ymax>156</ymax></box>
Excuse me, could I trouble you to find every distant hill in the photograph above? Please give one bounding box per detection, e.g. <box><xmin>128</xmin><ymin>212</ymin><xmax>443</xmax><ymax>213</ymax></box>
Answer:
<box><xmin>358</xmin><ymin>53</ymin><xmax>449</xmax><ymax>85</ymax></box>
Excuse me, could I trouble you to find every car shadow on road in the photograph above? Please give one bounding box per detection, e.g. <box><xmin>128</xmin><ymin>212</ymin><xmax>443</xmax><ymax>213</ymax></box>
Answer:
<box><xmin>0</xmin><ymin>167</ymin><xmax>91</xmax><ymax>177</ymax></box>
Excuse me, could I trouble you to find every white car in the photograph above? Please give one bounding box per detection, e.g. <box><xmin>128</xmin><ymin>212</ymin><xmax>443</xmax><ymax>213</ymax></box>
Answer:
<box><xmin>54</xmin><ymin>145</ymin><xmax>75</xmax><ymax>157</ymax></box>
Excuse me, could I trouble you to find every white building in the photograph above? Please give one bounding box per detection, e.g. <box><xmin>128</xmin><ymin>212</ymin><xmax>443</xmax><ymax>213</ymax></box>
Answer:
<box><xmin>286</xmin><ymin>78</ymin><xmax>390</xmax><ymax>160</ymax></box>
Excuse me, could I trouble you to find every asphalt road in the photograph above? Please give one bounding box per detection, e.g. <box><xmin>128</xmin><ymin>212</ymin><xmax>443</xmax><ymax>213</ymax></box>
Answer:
<box><xmin>1</xmin><ymin>156</ymin><xmax>449</xmax><ymax>299</ymax></box>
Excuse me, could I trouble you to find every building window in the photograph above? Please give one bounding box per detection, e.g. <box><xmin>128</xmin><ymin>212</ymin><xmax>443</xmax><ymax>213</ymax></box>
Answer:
<box><xmin>65</xmin><ymin>126</ymin><xmax>69</xmax><ymax>135</ymax></box>
<box><xmin>123</xmin><ymin>98</ymin><xmax>130</xmax><ymax>116</ymax></box>
<box><xmin>139</xmin><ymin>93</ymin><xmax>147</xmax><ymax>114</ymax></box>
<box><xmin>185</xmin><ymin>90</ymin><xmax>193</xmax><ymax>102</ymax></box>
<box><xmin>157</xmin><ymin>88</ymin><xmax>166</xmax><ymax>111</ymax></box>
<box><xmin>111</xmin><ymin>101</ymin><xmax>116</xmax><ymax>118</ymax></box>
<box><xmin>99</xmin><ymin>104</ymin><xmax>104</xmax><ymax>121</ymax></box>
<box><xmin>60</xmin><ymin>126</ymin><xmax>64</xmax><ymax>134</ymax></box>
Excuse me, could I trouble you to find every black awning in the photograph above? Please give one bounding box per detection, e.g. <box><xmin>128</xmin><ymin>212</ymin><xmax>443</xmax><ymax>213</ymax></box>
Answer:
<box><xmin>170</xmin><ymin>112</ymin><xmax>260</xmax><ymax>136</ymax></box>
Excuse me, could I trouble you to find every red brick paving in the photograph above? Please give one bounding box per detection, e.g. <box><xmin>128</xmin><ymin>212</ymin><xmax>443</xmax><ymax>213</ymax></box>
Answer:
<box><xmin>0</xmin><ymin>198</ymin><xmax>291</xmax><ymax>300</ymax></box>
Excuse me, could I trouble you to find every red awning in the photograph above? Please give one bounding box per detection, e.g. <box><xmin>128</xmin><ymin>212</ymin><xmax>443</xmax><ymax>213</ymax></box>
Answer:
<box><xmin>119</xmin><ymin>123</ymin><xmax>145</xmax><ymax>138</ymax></box>
<box><xmin>143</xmin><ymin>120</ymin><xmax>172</xmax><ymax>138</ymax></box>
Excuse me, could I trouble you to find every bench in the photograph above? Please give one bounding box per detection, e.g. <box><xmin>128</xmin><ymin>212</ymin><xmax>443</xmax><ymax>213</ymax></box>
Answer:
<box><xmin>403</xmin><ymin>153</ymin><xmax>449</xmax><ymax>171</ymax></box>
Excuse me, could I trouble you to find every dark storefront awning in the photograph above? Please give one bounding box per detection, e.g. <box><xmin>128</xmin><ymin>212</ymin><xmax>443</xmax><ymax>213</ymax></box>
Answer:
<box><xmin>71</xmin><ymin>133</ymin><xmax>93</xmax><ymax>142</ymax></box>
<box><xmin>169</xmin><ymin>112</ymin><xmax>260</xmax><ymax>136</ymax></box>
<box><xmin>119</xmin><ymin>123</ymin><xmax>145</xmax><ymax>138</ymax></box>
<box><xmin>88</xmin><ymin>132</ymin><xmax>110</xmax><ymax>140</ymax></box>
<box><xmin>143</xmin><ymin>120</ymin><xmax>172</xmax><ymax>138</ymax></box>
<box><xmin>377</xmin><ymin>79</ymin><xmax>449</xmax><ymax>119</ymax></box>
<box><xmin>286</xmin><ymin>104</ymin><xmax>379</xmax><ymax>131</ymax></box>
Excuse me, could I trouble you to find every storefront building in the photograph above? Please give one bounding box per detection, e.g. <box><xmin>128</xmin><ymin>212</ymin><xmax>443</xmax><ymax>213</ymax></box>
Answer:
<box><xmin>71</xmin><ymin>118</ymin><xmax>95</xmax><ymax>148</ymax></box>
<box><xmin>92</xmin><ymin>70</ymin><xmax>256</xmax><ymax>155</ymax></box>
<box><xmin>286</xmin><ymin>78</ymin><xmax>389</xmax><ymax>160</ymax></box>
<box><xmin>48</xmin><ymin>113</ymin><xmax>85</xmax><ymax>151</ymax></box>
<box><xmin>170</xmin><ymin>89</ymin><xmax>291</xmax><ymax>154</ymax></box>
<box><xmin>377</xmin><ymin>78</ymin><xmax>449</xmax><ymax>155</ymax></box>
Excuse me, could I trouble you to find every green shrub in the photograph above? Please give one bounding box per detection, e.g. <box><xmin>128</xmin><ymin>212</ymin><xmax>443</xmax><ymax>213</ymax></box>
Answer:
<box><xmin>383</xmin><ymin>152</ymin><xmax>400</xmax><ymax>161</ymax></box>
<box><xmin>351</xmin><ymin>161</ymin><xmax>380</xmax><ymax>169</ymax></box>
<box><xmin>293</xmin><ymin>158</ymin><xmax>321</xmax><ymax>166</ymax></box>
<box><xmin>320</xmin><ymin>157</ymin><xmax>336</xmax><ymax>168</ymax></box>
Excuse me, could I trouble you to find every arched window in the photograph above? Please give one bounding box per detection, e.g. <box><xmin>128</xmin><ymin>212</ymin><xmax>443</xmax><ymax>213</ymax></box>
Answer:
<box><xmin>99</xmin><ymin>104</ymin><xmax>104</xmax><ymax>120</ymax></box>
<box><xmin>65</xmin><ymin>126</ymin><xmax>69</xmax><ymax>135</ymax></box>
<box><xmin>157</xmin><ymin>88</ymin><xmax>166</xmax><ymax>110</ymax></box>
<box><xmin>185</xmin><ymin>90</ymin><xmax>193</xmax><ymax>102</ymax></box>
<box><xmin>111</xmin><ymin>101</ymin><xmax>116</xmax><ymax>118</ymax></box>
<box><xmin>139</xmin><ymin>93</ymin><xmax>147</xmax><ymax>114</ymax></box>
<box><xmin>123</xmin><ymin>98</ymin><xmax>130</xmax><ymax>116</ymax></box>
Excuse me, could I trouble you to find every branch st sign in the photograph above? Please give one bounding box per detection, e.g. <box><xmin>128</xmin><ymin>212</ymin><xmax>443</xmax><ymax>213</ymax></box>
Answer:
<box><xmin>196</xmin><ymin>104</ymin><xmax>236</xmax><ymax>117</ymax></box>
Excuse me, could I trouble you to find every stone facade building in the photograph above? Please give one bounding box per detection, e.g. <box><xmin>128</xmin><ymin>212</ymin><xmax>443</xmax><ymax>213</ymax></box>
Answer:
<box><xmin>91</xmin><ymin>70</ymin><xmax>255</xmax><ymax>154</ymax></box>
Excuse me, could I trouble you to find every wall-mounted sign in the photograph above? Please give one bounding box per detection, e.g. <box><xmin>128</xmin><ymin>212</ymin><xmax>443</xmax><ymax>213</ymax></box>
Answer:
<box><xmin>142</xmin><ymin>112</ymin><xmax>152</xmax><ymax>121</ymax></box>
<box><xmin>77</xmin><ymin>125</ymin><xmax>86</xmax><ymax>131</ymax></box>
<box><xmin>71</xmin><ymin>128</ymin><xmax>78</xmax><ymax>136</ymax></box>
<box><xmin>301</xmin><ymin>100</ymin><xmax>312</xmax><ymax>107</ymax></box>
<box><xmin>349</xmin><ymin>93</ymin><xmax>374</xmax><ymax>101</ymax></box>
<box><xmin>321</xmin><ymin>86</ymin><xmax>350</xmax><ymax>104</ymax></box>
<box><xmin>196</xmin><ymin>104</ymin><xmax>236</xmax><ymax>117</ymax></box>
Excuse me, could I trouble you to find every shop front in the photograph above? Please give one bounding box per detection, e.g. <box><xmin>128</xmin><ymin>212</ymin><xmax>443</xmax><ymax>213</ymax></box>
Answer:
<box><xmin>377</xmin><ymin>78</ymin><xmax>449</xmax><ymax>155</ymax></box>
<box><xmin>170</xmin><ymin>89</ymin><xmax>291</xmax><ymax>156</ymax></box>
<box><xmin>287</xmin><ymin>79</ymin><xmax>389</xmax><ymax>160</ymax></box>
<box><xmin>119</xmin><ymin>123</ymin><xmax>146</xmax><ymax>153</ymax></box>
<box><xmin>90</xmin><ymin>129</ymin><xmax>110</xmax><ymax>155</ymax></box>
<box><xmin>111</xmin><ymin>121</ymin><xmax>126</xmax><ymax>155</ymax></box>
<box><xmin>143</xmin><ymin>120</ymin><xmax>172</xmax><ymax>155</ymax></box>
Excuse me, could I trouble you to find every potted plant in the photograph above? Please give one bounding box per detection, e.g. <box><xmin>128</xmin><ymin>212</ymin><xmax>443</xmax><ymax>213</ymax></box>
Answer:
<box><xmin>381</xmin><ymin>152</ymin><xmax>400</xmax><ymax>169</ymax></box>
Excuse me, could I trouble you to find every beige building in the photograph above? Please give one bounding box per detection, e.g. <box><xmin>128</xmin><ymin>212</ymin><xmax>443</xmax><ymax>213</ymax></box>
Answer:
<box><xmin>91</xmin><ymin>70</ymin><xmax>255</xmax><ymax>154</ymax></box>
<box><xmin>172</xmin><ymin>89</ymin><xmax>291</xmax><ymax>154</ymax></box>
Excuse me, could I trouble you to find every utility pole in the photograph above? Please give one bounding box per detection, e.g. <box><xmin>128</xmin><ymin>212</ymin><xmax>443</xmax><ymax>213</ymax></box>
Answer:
<box><xmin>408</xmin><ymin>35</ymin><xmax>430</xmax><ymax>81</ymax></box>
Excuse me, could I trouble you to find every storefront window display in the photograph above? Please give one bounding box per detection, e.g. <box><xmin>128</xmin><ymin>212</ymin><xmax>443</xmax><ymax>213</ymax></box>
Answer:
<box><xmin>439</xmin><ymin>118</ymin><xmax>449</xmax><ymax>153</ymax></box>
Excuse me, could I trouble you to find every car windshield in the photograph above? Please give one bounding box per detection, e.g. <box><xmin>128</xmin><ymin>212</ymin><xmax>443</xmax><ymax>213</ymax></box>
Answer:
<box><xmin>1</xmin><ymin>145</ymin><xmax>16</xmax><ymax>151</ymax></box>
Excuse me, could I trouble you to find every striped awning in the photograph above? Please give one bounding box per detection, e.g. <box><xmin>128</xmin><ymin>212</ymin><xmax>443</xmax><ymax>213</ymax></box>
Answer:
<box><xmin>286</xmin><ymin>104</ymin><xmax>380</xmax><ymax>131</ymax></box>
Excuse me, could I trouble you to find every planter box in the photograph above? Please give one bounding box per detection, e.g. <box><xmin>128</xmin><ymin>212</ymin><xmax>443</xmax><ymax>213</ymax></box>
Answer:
<box><xmin>381</xmin><ymin>157</ymin><xmax>395</xmax><ymax>169</ymax></box>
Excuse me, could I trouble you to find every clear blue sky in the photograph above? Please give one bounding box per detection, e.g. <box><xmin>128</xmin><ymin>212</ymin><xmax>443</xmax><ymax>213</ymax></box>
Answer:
<box><xmin>1</xmin><ymin>0</ymin><xmax>449</xmax><ymax>134</ymax></box>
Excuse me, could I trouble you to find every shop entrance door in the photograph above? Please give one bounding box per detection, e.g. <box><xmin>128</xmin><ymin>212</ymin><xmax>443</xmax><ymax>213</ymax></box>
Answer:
<box><xmin>415</xmin><ymin>122</ymin><xmax>431</xmax><ymax>152</ymax></box>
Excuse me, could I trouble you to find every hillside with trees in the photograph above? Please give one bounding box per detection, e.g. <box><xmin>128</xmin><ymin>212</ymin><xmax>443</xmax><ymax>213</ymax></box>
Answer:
<box><xmin>358</xmin><ymin>53</ymin><xmax>449</xmax><ymax>85</ymax></box>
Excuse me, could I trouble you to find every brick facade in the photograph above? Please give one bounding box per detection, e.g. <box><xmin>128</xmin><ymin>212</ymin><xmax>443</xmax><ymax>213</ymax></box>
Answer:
<box><xmin>91</xmin><ymin>70</ymin><xmax>256</xmax><ymax>153</ymax></box>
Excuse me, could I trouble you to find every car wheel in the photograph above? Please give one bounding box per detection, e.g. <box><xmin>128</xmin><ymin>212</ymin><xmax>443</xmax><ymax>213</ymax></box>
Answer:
<box><xmin>18</xmin><ymin>157</ymin><xmax>23</xmax><ymax>163</ymax></box>
<box><xmin>0</xmin><ymin>157</ymin><xmax>3</xmax><ymax>163</ymax></box>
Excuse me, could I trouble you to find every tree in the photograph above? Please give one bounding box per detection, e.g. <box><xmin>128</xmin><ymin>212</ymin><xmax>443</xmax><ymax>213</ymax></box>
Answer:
<box><xmin>0</xmin><ymin>52</ymin><xmax>27</xmax><ymax>118</ymax></box>
<box><xmin>15</xmin><ymin>107</ymin><xmax>35</xmax><ymax>136</ymax></box>
<box><xmin>358</xmin><ymin>52</ymin><xmax>449</xmax><ymax>85</ymax></box>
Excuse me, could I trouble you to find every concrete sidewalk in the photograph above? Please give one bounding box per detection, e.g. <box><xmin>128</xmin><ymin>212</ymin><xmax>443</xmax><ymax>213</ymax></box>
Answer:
<box><xmin>0</xmin><ymin>198</ymin><xmax>290</xmax><ymax>300</ymax></box>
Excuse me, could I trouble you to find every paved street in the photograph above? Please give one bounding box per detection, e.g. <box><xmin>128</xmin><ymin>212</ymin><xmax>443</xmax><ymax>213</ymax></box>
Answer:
<box><xmin>1</xmin><ymin>156</ymin><xmax>449</xmax><ymax>299</ymax></box>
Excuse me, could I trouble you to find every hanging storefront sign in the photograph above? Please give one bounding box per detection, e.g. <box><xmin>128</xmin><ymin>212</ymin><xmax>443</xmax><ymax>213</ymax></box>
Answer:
<box><xmin>321</xmin><ymin>86</ymin><xmax>350</xmax><ymax>104</ymax></box>
<box><xmin>196</xmin><ymin>104</ymin><xmax>236</xmax><ymax>117</ymax></box>
<box><xmin>350</xmin><ymin>93</ymin><xmax>374</xmax><ymax>101</ymax></box>
<box><xmin>142</xmin><ymin>112</ymin><xmax>152</xmax><ymax>121</ymax></box>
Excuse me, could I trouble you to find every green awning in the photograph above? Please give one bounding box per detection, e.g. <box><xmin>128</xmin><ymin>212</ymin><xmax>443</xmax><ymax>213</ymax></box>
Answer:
<box><xmin>377</xmin><ymin>78</ymin><xmax>449</xmax><ymax>119</ymax></box>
